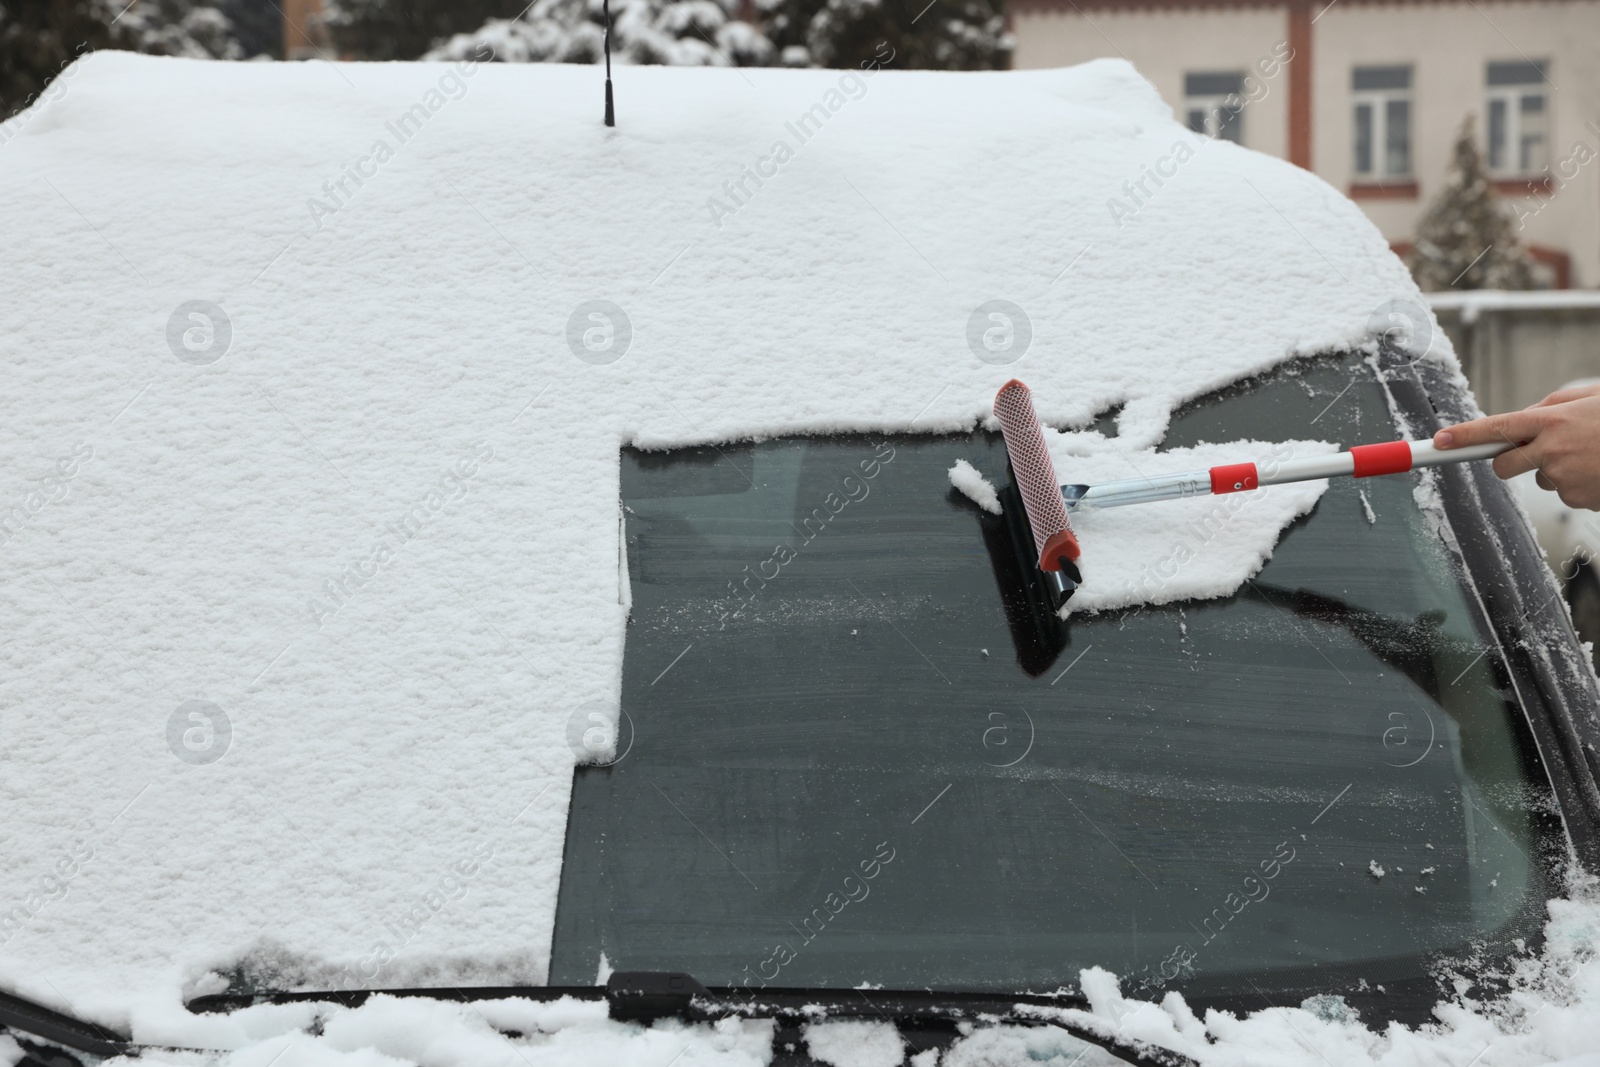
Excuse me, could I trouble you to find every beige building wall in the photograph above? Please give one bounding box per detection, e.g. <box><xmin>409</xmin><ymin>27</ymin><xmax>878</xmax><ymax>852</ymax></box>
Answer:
<box><xmin>1315</xmin><ymin>2</ymin><xmax>1600</xmax><ymax>287</ymax></box>
<box><xmin>1012</xmin><ymin>1</ymin><xmax>1600</xmax><ymax>287</ymax></box>
<box><xmin>1013</xmin><ymin>8</ymin><xmax>1292</xmax><ymax>160</ymax></box>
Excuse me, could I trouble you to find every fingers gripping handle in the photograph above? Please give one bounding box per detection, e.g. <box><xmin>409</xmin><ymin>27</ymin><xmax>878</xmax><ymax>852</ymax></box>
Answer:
<box><xmin>994</xmin><ymin>380</ymin><xmax>1081</xmax><ymax>569</ymax></box>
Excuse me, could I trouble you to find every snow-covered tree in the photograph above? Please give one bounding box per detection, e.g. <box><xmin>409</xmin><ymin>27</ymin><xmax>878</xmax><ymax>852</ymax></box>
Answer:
<box><xmin>118</xmin><ymin>0</ymin><xmax>245</xmax><ymax>58</ymax></box>
<box><xmin>1</xmin><ymin>0</ymin><xmax>248</xmax><ymax>121</ymax></box>
<box><xmin>427</xmin><ymin>0</ymin><xmax>1009</xmax><ymax>68</ymax></box>
<box><xmin>1407</xmin><ymin>116</ymin><xmax>1540</xmax><ymax>291</ymax></box>
<box><xmin>219</xmin><ymin>0</ymin><xmax>282</xmax><ymax>57</ymax></box>
<box><xmin>1</xmin><ymin>0</ymin><xmax>116</xmax><ymax>119</ymax></box>
<box><xmin>760</xmin><ymin>0</ymin><xmax>1010</xmax><ymax>70</ymax></box>
<box><xmin>325</xmin><ymin>0</ymin><xmax>524</xmax><ymax>62</ymax></box>
<box><xmin>424</xmin><ymin>0</ymin><xmax>772</xmax><ymax>67</ymax></box>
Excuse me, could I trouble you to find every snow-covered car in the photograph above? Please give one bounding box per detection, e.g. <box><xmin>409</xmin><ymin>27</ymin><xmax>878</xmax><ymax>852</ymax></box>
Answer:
<box><xmin>2</xmin><ymin>51</ymin><xmax>1599</xmax><ymax>1067</ymax></box>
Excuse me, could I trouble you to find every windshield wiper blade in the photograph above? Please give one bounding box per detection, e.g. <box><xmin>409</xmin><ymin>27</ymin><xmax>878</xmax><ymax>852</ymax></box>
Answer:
<box><xmin>190</xmin><ymin>972</ymin><xmax>1196</xmax><ymax>1067</ymax></box>
<box><xmin>607</xmin><ymin>973</ymin><xmax>1196</xmax><ymax>1067</ymax></box>
<box><xmin>187</xmin><ymin>983</ymin><xmax>608</xmax><ymax>1013</ymax></box>
<box><xmin>0</xmin><ymin>987</ymin><xmax>130</xmax><ymax>1059</ymax></box>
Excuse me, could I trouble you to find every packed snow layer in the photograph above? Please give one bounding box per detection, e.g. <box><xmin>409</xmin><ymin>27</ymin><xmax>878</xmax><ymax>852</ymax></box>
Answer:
<box><xmin>76</xmin><ymin>881</ymin><xmax>1600</xmax><ymax>1067</ymax></box>
<box><xmin>118</xmin><ymin>996</ymin><xmax>778</xmax><ymax>1066</ymax></box>
<box><xmin>1000</xmin><ymin>881</ymin><xmax>1600</xmax><ymax>1067</ymax></box>
<box><xmin>0</xmin><ymin>45</ymin><xmax>1520</xmax><ymax>1059</ymax></box>
<box><xmin>1033</xmin><ymin>435</ymin><xmax>1334</xmax><ymax>613</ymax></box>
<box><xmin>804</xmin><ymin>1020</ymin><xmax>905</xmax><ymax>1067</ymax></box>
<box><xmin>948</xmin><ymin>458</ymin><xmax>1001</xmax><ymax>514</ymax></box>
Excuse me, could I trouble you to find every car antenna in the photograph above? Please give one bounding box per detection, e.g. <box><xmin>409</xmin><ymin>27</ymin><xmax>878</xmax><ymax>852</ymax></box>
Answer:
<box><xmin>602</xmin><ymin>0</ymin><xmax>616</xmax><ymax>127</ymax></box>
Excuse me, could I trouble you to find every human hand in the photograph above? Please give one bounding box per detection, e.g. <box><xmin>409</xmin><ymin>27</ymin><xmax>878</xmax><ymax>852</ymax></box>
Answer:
<box><xmin>1434</xmin><ymin>383</ymin><xmax>1600</xmax><ymax>510</ymax></box>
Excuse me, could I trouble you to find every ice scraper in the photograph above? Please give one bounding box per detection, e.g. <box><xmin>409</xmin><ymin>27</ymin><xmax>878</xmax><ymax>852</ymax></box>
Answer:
<box><xmin>992</xmin><ymin>379</ymin><xmax>1512</xmax><ymax>606</ymax></box>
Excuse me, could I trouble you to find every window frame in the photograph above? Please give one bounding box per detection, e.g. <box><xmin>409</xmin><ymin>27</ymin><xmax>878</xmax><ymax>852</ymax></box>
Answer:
<box><xmin>1183</xmin><ymin>71</ymin><xmax>1246</xmax><ymax>145</ymax></box>
<box><xmin>1351</xmin><ymin>65</ymin><xmax>1414</xmax><ymax>181</ymax></box>
<box><xmin>1485</xmin><ymin>60</ymin><xmax>1551</xmax><ymax>177</ymax></box>
<box><xmin>1398</xmin><ymin>354</ymin><xmax>1600</xmax><ymax>874</ymax></box>
<box><xmin>541</xmin><ymin>344</ymin><xmax>1600</xmax><ymax>1030</ymax></box>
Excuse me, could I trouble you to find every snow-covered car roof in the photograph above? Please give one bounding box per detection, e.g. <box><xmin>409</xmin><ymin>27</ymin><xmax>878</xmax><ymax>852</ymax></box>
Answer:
<box><xmin>10</xmin><ymin>49</ymin><xmax>1597</xmax><ymax>1065</ymax></box>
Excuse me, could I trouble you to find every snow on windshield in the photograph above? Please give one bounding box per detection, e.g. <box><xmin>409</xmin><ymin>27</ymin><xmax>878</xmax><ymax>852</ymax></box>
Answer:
<box><xmin>949</xmin><ymin>434</ymin><xmax>1334</xmax><ymax>615</ymax></box>
<box><xmin>1040</xmin><ymin>434</ymin><xmax>1334</xmax><ymax>613</ymax></box>
<box><xmin>2</xmin><ymin>47</ymin><xmax>1595</xmax><ymax>1067</ymax></box>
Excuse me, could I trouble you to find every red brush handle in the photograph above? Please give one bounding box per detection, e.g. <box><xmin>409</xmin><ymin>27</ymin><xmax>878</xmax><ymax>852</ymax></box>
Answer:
<box><xmin>1209</xmin><ymin>463</ymin><xmax>1259</xmax><ymax>494</ymax></box>
<box><xmin>1204</xmin><ymin>439</ymin><xmax>1500</xmax><ymax>495</ymax></box>
<box><xmin>1348</xmin><ymin>441</ymin><xmax>1414</xmax><ymax>477</ymax></box>
<box><xmin>1075</xmin><ymin>437</ymin><xmax>1512</xmax><ymax>511</ymax></box>
<box><xmin>1207</xmin><ymin>442</ymin><xmax>1413</xmax><ymax>495</ymax></box>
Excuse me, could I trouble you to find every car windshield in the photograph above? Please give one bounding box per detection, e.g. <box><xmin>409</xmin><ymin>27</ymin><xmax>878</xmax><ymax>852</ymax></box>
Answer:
<box><xmin>549</xmin><ymin>352</ymin><xmax>1560</xmax><ymax>1013</ymax></box>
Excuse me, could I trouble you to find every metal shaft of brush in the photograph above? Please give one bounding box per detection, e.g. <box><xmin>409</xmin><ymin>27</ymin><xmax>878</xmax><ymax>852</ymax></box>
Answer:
<box><xmin>1065</xmin><ymin>439</ymin><xmax>1513</xmax><ymax>511</ymax></box>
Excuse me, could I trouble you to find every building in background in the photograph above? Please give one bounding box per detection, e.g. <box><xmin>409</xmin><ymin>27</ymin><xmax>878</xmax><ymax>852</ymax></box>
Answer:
<box><xmin>282</xmin><ymin>0</ymin><xmax>332</xmax><ymax>60</ymax></box>
<box><xmin>1011</xmin><ymin>0</ymin><xmax>1600</xmax><ymax>288</ymax></box>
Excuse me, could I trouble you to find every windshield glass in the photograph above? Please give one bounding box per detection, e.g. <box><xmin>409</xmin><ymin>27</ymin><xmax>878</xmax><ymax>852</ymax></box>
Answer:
<box><xmin>549</xmin><ymin>353</ymin><xmax>1559</xmax><ymax>1009</ymax></box>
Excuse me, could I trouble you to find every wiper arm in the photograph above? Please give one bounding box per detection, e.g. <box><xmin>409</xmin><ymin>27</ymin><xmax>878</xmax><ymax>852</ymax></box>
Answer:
<box><xmin>613</xmin><ymin>972</ymin><xmax>1197</xmax><ymax>1067</ymax></box>
<box><xmin>0</xmin><ymin>987</ymin><xmax>130</xmax><ymax>1059</ymax></box>
<box><xmin>1248</xmin><ymin>580</ymin><xmax>1478</xmax><ymax>702</ymax></box>
<box><xmin>192</xmin><ymin>972</ymin><xmax>1196</xmax><ymax>1067</ymax></box>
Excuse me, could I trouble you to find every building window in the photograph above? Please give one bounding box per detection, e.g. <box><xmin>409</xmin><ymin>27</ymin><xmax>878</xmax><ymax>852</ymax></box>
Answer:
<box><xmin>1486</xmin><ymin>60</ymin><xmax>1550</xmax><ymax>176</ymax></box>
<box><xmin>1184</xmin><ymin>72</ymin><xmax>1245</xmax><ymax>144</ymax></box>
<box><xmin>1352</xmin><ymin>66</ymin><xmax>1413</xmax><ymax>180</ymax></box>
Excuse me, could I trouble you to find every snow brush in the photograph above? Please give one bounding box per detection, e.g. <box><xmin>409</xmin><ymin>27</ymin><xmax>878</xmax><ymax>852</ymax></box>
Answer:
<box><xmin>993</xmin><ymin>380</ymin><xmax>1085</xmax><ymax>606</ymax></box>
<box><xmin>993</xmin><ymin>379</ymin><xmax>1513</xmax><ymax>604</ymax></box>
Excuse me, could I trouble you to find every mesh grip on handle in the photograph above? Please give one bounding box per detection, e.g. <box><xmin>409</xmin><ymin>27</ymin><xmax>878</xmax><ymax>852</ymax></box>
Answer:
<box><xmin>994</xmin><ymin>380</ymin><xmax>1081</xmax><ymax>569</ymax></box>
